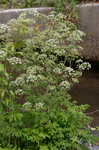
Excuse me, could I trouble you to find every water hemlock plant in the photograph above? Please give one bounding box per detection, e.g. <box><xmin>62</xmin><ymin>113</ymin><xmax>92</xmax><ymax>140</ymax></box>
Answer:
<box><xmin>0</xmin><ymin>9</ymin><xmax>96</xmax><ymax>150</ymax></box>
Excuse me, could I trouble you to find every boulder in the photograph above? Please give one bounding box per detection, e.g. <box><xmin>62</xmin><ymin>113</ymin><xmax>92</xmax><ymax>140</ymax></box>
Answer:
<box><xmin>77</xmin><ymin>3</ymin><xmax>99</xmax><ymax>61</ymax></box>
<box><xmin>0</xmin><ymin>7</ymin><xmax>53</xmax><ymax>24</ymax></box>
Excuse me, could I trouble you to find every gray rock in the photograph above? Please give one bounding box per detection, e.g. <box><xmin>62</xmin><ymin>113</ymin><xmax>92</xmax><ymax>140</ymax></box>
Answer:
<box><xmin>89</xmin><ymin>145</ymin><xmax>99</xmax><ymax>150</ymax></box>
<box><xmin>77</xmin><ymin>3</ymin><xmax>99</xmax><ymax>61</ymax></box>
<box><xmin>0</xmin><ymin>7</ymin><xmax>53</xmax><ymax>24</ymax></box>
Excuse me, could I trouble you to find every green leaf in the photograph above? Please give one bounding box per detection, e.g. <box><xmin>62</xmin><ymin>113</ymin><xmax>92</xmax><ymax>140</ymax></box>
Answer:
<box><xmin>40</xmin><ymin>146</ymin><xmax>49</xmax><ymax>150</ymax></box>
<box><xmin>0</xmin><ymin>64</ymin><xmax>4</xmax><ymax>72</ymax></box>
<box><xmin>78</xmin><ymin>144</ymin><xmax>90</xmax><ymax>150</ymax></box>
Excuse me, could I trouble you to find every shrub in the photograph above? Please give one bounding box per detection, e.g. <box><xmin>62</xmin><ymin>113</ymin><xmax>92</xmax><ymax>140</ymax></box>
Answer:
<box><xmin>0</xmin><ymin>10</ymin><xmax>94</xmax><ymax>150</ymax></box>
<box><xmin>0</xmin><ymin>10</ymin><xmax>90</xmax><ymax>96</ymax></box>
<box><xmin>0</xmin><ymin>91</ymin><xmax>94</xmax><ymax>150</ymax></box>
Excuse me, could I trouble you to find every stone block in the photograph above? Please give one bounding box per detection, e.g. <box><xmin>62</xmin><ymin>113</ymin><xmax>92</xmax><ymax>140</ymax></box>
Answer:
<box><xmin>0</xmin><ymin>7</ymin><xmax>53</xmax><ymax>24</ymax></box>
<box><xmin>77</xmin><ymin>3</ymin><xmax>99</xmax><ymax>61</ymax></box>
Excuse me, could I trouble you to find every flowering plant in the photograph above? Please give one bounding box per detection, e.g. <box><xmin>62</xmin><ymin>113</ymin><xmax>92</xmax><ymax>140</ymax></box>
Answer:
<box><xmin>0</xmin><ymin>10</ymin><xmax>90</xmax><ymax>96</ymax></box>
<box><xmin>0</xmin><ymin>10</ymin><xmax>94</xmax><ymax>150</ymax></box>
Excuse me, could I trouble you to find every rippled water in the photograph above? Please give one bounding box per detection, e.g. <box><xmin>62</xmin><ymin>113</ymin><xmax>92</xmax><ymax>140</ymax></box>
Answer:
<box><xmin>70</xmin><ymin>70</ymin><xmax>99</xmax><ymax>126</ymax></box>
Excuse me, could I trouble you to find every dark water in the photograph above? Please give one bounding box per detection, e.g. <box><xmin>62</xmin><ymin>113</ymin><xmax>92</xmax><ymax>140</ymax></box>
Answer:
<box><xmin>70</xmin><ymin>70</ymin><xmax>99</xmax><ymax>126</ymax></box>
<box><xmin>70</xmin><ymin>71</ymin><xmax>99</xmax><ymax>150</ymax></box>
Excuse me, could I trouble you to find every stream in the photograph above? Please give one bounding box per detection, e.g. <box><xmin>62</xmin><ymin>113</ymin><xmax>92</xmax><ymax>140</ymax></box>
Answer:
<box><xmin>70</xmin><ymin>70</ymin><xmax>99</xmax><ymax>126</ymax></box>
<box><xmin>70</xmin><ymin>70</ymin><xmax>99</xmax><ymax>150</ymax></box>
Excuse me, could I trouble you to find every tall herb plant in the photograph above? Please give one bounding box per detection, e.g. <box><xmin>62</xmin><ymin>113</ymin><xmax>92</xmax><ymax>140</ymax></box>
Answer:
<box><xmin>0</xmin><ymin>10</ymin><xmax>95</xmax><ymax>150</ymax></box>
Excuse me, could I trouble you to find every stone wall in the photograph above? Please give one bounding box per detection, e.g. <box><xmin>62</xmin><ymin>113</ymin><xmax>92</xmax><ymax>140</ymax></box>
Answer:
<box><xmin>0</xmin><ymin>7</ymin><xmax>53</xmax><ymax>24</ymax></box>
<box><xmin>77</xmin><ymin>3</ymin><xmax>99</xmax><ymax>61</ymax></box>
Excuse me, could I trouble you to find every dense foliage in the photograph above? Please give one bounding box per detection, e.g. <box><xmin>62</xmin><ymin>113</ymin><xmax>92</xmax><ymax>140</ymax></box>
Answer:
<box><xmin>0</xmin><ymin>0</ymin><xmax>80</xmax><ymax>10</ymax></box>
<box><xmin>0</xmin><ymin>9</ymin><xmax>95</xmax><ymax>150</ymax></box>
<box><xmin>0</xmin><ymin>0</ymin><xmax>98</xmax><ymax>9</ymax></box>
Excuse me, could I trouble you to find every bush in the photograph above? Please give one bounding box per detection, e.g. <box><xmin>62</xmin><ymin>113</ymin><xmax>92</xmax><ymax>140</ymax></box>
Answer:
<box><xmin>0</xmin><ymin>10</ymin><xmax>94</xmax><ymax>150</ymax></box>
<box><xmin>0</xmin><ymin>92</ymin><xmax>94</xmax><ymax>150</ymax></box>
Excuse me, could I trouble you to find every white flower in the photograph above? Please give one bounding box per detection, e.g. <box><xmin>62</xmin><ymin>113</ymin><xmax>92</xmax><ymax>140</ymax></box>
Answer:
<box><xmin>15</xmin><ymin>89</ymin><xmax>24</xmax><ymax>95</ymax></box>
<box><xmin>23</xmin><ymin>102</ymin><xmax>32</xmax><ymax>110</ymax></box>
<box><xmin>48</xmin><ymin>85</ymin><xmax>56</xmax><ymax>91</ymax></box>
<box><xmin>53</xmin><ymin>67</ymin><xmax>62</xmax><ymax>74</ymax></box>
<box><xmin>64</xmin><ymin>67</ymin><xmax>74</xmax><ymax>76</ymax></box>
<box><xmin>27</xmin><ymin>67</ymin><xmax>37</xmax><ymax>75</ymax></box>
<box><xmin>76</xmin><ymin>59</ymin><xmax>83</xmax><ymax>64</ymax></box>
<box><xmin>37</xmin><ymin>74</ymin><xmax>45</xmax><ymax>80</ymax></box>
<box><xmin>64</xmin><ymin>67</ymin><xmax>74</xmax><ymax>73</ymax></box>
<box><xmin>59</xmin><ymin>80</ymin><xmax>71</xmax><ymax>90</ymax></box>
<box><xmin>73</xmin><ymin>71</ymin><xmax>82</xmax><ymax>78</ymax></box>
<box><xmin>28</xmin><ymin>9</ymin><xmax>39</xmax><ymax>17</ymax></box>
<box><xmin>48</xmin><ymin>11</ymin><xmax>55</xmax><ymax>18</ymax></box>
<box><xmin>72</xmin><ymin>78</ymin><xmax>79</xmax><ymax>84</ymax></box>
<box><xmin>79</xmin><ymin>62</ymin><xmax>91</xmax><ymax>71</ymax></box>
<box><xmin>7</xmin><ymin>57</ymin><xmax>22</xmax><ymax>65</ymax></box>
<box><xmin>0</xmin><ymin>24</ymin><xmax>9</xmax><ymax>34</ymax></box>
<box><xmin>15</xmin><ymin>76</ymin><xmax>25</xmax><ymax>86</ymax></box>
<box><xmin>26</xmin><ymin>66</ymin><xmax>43</xmax><ymax>75</ymax></box>
<box><xmin>35</xmin><ymin>102</ymin><xmax>44</xmax><ymax>110</ymax></box>
<box><xmin>26</xmin><ymin>75</ymin><xmax>38</xmax><ymax>83</ymax></box>
<box><xmin>8</xmin><ymin>19</ymin><xmax>17</xmax><ymax>26</ymax></box>
<box><xmin>38</xmin><ymin>54</ymin><xmax>47</xmax><ymax>60</ymax></box>
<box><xmin>90</xmin><ymin>127</ymin><xmax>96</xmax><ymax>131</ymax></box>
<box><xmin>0</xmin><ymin>50</ymin><xmax>6</xmax><ymax>60</ymax></box>
<box><xmin>47</xmin><ymin>39</ymin><xmax>57</xmax><ymax>44</ymax></box>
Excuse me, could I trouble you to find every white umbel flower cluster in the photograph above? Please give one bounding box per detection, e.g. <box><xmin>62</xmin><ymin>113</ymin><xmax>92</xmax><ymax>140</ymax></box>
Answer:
<box><xmin>7</xmin><ymin>57</ymin><xmax>22</xmax><ymax>65</ymax></box>
<box><xmin>26</xmin><ymin>66</ymin><xmax>43</xmax><ymax>75</ymax></box>
<box><xmin>79</xmin><ymin>62</ymin><xmax>91</xmax><ymax>71</ymax></box>
<box><xmin>15</xmin><ymin>76</ymin><xmax>25</xmax><ymax>86</ymax></box>
<box><xmin>64</xmin><ymin>67</ymin><xmax>74</xmax><ymax>74</ymax></box>
<box><xmin>26</xmin><ymin>75</ymin><xmax>38</xmax><ymax>83</ymax></box>
<box><xmin>59</xmin><ymin>80</ymin><xmax>71</xmax><ymax>90</ymax></box>
<box><xmin>53</xmin><ymin>67</ymin><xmax>62</xmax><ymax>74</ymax></box>
<box><xmin>15</xmin><ymin>89</ymin><xmax>24</xmax><ymax>95</ymax></box>
<box><xmin>0</xmin><ymin>24</ymin><xmax>9</xmax><ymax>34</ymax></box>
<box><xmin>35</xmin><ymin>102</ymin><xmax>44</xmax><ymax>110</ymax></box>
<box><xmin>23</xmin><ymin>102</ymin><xmax>32</xmax><ymax>111</ymax></box>
<box><xmin>0</xmin><ymin>50</ymin><xmax>7</xmax><ymax>60</ymax></box>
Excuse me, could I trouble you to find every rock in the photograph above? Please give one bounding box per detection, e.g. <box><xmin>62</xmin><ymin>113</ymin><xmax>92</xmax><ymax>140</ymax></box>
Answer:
<box><xmin>77</xmin><ymin>3</ymin><xmax>99</xmax><ymax>61</ymax></box>
<box><xmin>0</xmin><ymin>7</ymin><xmax>53</xmax><ymax>24</ymax></box>
<box><xmin>89</xmin><ymin>145</ymin><xmax>99</xmax><ymax>150</ymax></box>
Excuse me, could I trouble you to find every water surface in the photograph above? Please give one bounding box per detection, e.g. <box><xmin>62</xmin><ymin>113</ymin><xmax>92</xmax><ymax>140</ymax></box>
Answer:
<box><xmin>70</xmin><ymin>70</ymin><xmax>99</xmax><ymax>126</ymax></box>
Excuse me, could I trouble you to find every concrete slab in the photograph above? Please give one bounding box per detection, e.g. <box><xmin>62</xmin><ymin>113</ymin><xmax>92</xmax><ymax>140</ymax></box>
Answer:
<box><xmin>77</xmin><ymin>3</ymin><xmax>99</xmax><ymax>61</ymax></box>
<box><xmin>0</xmin><ymin>7</ymin><xmax>53</xmax><ymax>24</ymax></box>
